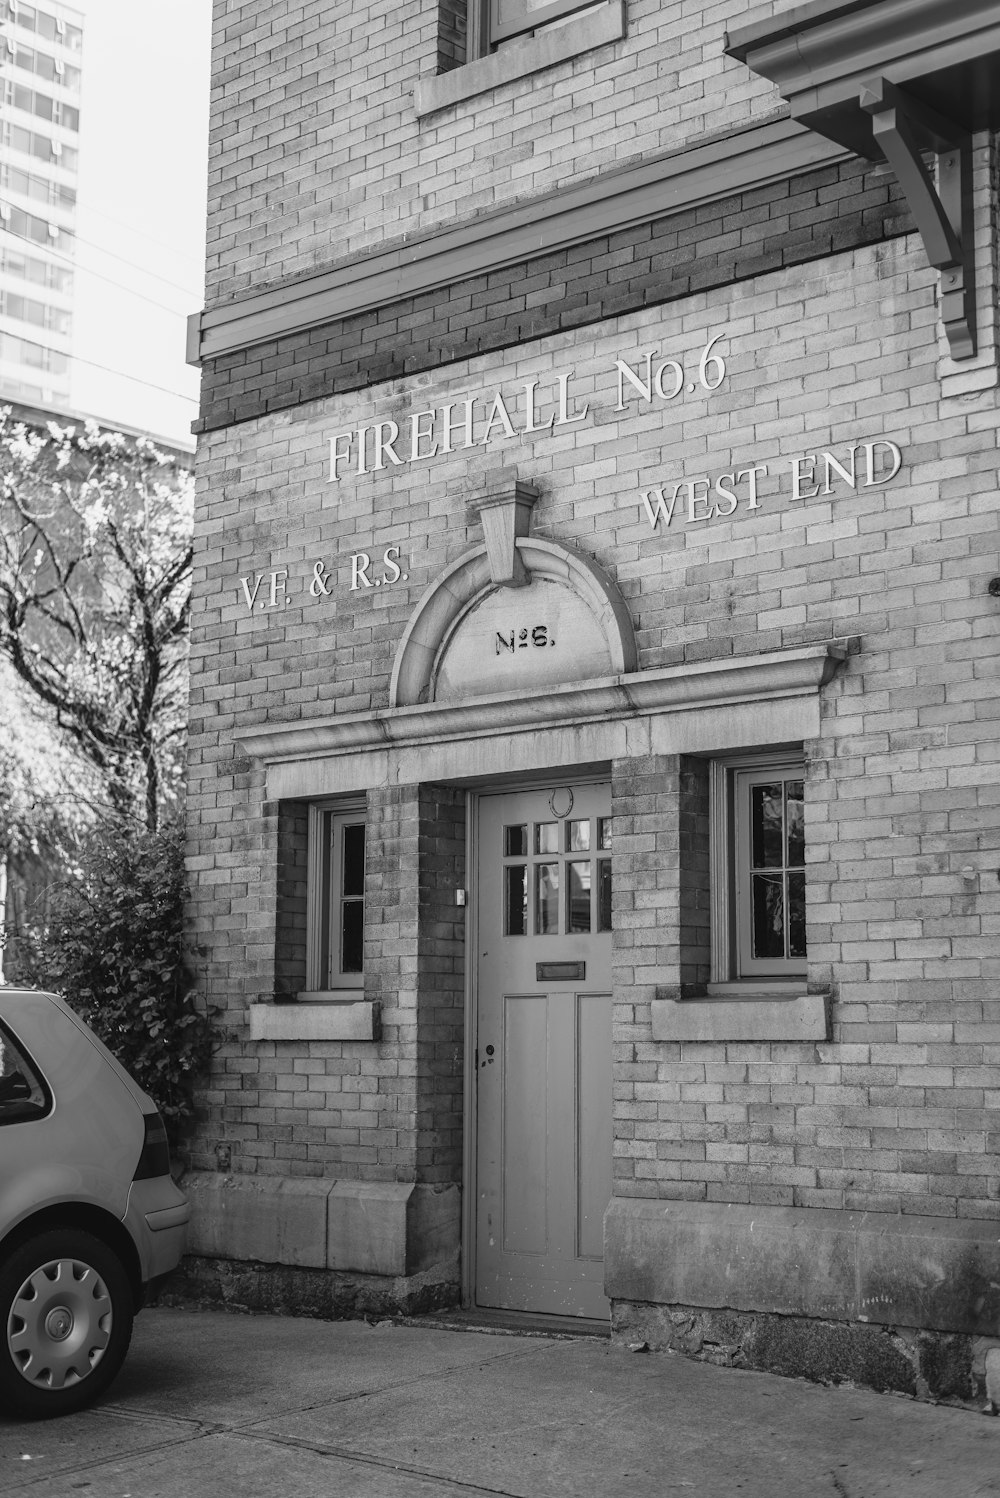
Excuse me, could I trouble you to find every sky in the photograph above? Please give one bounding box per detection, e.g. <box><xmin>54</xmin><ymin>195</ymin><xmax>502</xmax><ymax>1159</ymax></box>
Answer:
<box><xmin>69</xmin><ymin>0</ymin><xmax>212</xmax><ymax>449</ymax></box>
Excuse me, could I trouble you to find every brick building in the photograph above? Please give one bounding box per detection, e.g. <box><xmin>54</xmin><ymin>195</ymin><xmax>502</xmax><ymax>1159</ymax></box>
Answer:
<box><xmin>183</xmin><ymin>1</ymin><xmax>1000</xmax><ymax>1403</ymax></box>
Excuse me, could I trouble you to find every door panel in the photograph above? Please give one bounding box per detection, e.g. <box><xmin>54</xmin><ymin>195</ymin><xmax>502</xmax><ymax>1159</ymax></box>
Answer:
<box><xmin>475</xmin><ymin>782</ymin><xmax>612</xmax><ymax>1318</ymax></box>
<box><xmin>501</xmin><ymin>995</ymin><xmax>548</xmax><ymax>1255</ymax></box>
<box><xmin>577</xmin><ymin>994</ymin><xmax>612</xmax><ymax>1261</ymax></box>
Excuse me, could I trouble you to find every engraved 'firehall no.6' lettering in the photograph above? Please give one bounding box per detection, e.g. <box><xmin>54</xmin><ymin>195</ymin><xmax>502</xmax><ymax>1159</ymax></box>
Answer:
<box><xmin>327</xmin><ymin>338</ymin><xmax>728</xmax><ymax>482</ymax></box>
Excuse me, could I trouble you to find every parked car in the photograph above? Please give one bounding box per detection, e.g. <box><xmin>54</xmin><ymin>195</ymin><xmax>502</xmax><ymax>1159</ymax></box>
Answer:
<box><xmin>0</xmin><ymin>986</ymin><xmax>189</xmax><ymax>1418</ymax></box>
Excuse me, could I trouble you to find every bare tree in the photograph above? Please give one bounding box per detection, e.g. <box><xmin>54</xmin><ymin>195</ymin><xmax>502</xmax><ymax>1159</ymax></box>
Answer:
<box><xmin>0</xmin><ymin>413</ymin><xmax>193</xmax><ymax>831</ymax></box>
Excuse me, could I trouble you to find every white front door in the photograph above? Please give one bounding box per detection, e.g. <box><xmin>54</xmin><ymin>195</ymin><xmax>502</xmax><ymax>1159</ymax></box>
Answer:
<box><xmin>475</xmin><ymin>782</ymin><xmax>612</xmax><ymax>1318</ymax></box>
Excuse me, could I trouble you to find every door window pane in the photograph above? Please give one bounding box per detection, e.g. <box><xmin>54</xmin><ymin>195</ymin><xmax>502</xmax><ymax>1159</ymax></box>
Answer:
<box><xmin>566</xmin><ymin>861</ymin><xmax>591</xmax><ymax>933</ymax></box>
<box><xmin>505</xmin><ymin>865</ymin><xmax>528</xmax><ymax>937</ymax></box>
<box><xmin>597</xmin><ymin>818</ymin><xmax>612</xmax><ymax>850</ymax></box>
<box><xmin>504</xmin><ymin>824</ymin><xmax>527</xmax><ymax>857</ymax></box>
<box><xmin>567</xmin><ymin>819</ymin><xmax>590</xmax><ymax>852</ymax></box>
<box><xmin>535</xmin><ymin>822</ymin><xmax>558</xmax><ymax>855</ymax></box>
<box><xmin>597</xmin><ymin>859</ymin><xmax>612</xmax><ymax>932</ymax></box>
<box><xmin>535</xmin><ymin>863</ymin><xmax>559</xmax><ymax>934</ymax></box>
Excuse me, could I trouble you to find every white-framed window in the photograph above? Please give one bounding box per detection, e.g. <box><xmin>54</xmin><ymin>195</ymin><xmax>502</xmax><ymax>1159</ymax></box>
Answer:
<box><xmin>305</xmin><ymin>800</ymin><xmax>366</xmax><ymax>995</ymax></box>
<box><xmin>710</xmin><ymin>752</ymin><xmax>807</xmax><ymax>988</ymax></box>
<box><xmin>486</xmin><ymin>0</ymin><xmax>603</xmax><ymax>45</ymax></box>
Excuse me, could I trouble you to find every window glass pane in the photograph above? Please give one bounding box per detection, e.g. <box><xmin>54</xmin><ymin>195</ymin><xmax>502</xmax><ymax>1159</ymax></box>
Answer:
<box><xmin>598</xmin><ymin>859</ymin><xmax>612</xmax><ymax>931</ymax></box>
<box><xmin>566</xmin><ymin>860</ymin><xmax>591</xmax><ymax>933</ymax></box>
<box><xmin>505</xmin><ymin>865</ymin><xmax>527</xmax><ymax>937</ymax></box>
<box><xmin>341</xmin><ymin>899</ymin><xmax>364</xmax><ymax>973</ymax></box>
<box><xmin>504</xmin><ymin>824</ymin><xmax>527</xmax><ymax>857</ymax></box>
<box><xmin>786</xmin><ymin>781</ymin><xmax>805</xmax><ymax>867</ymax></box>
<box><xmin>0</xmin><ymin>1026</ymin><xmax>47</xmax><ymax>1121</ymax></box>
<box><xmin>535</xmin><ymin>862</ymin><xmax>559</xmax><ymax>934</ymax></box>
<box><xmin>788</xmin><ymin>871</ymin><xmax>806</xmax><ymax>958</ymax></box>
<box><xmin>751</xmin><ymin>784</ymin><xmax>784</xmax><ymax>868</ymax></box>
<box><xmin>567</xmin><ymin>819</ymin><xmax>590</xmax><ymax>852</ymax></box>
<box><xmin>751</xmin><ymin>873</ymin><xmax>785</xmax><ymax>959</ymax></box>
<box><xmin>341</xmin><ymin>822</ymin><xmax>365</xmax><ymax>897</ymax></box>
<box><xmin>598</xmin><ymin>817</ymin><xmax>612</xmax><ymax>850</ymax></box>
<box><xmin>535</xmin><ymin>822</ymin><xmax>558</xmax><ymax>854</ymax></box>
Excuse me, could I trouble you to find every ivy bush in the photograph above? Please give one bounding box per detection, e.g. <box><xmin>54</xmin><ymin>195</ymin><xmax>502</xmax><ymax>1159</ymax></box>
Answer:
<box><xmin>19</xmin><ymin>818</ymin><xmax>211</xmax><ymax>1138</ymax></box>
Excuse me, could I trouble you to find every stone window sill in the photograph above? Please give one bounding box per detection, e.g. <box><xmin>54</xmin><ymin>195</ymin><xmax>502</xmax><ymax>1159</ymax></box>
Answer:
<box><xmin>414</xmin><ymin>1</ymin><xmax>625</xmax><ymax>117</ymax></box>
<box><xmin>651</xmin><ymin>988</ymin><xmax>830</xmax><ymax>1043</ymax></box>
<box><xmin>249</xmin><ymin>998</ymin><xmax>379</xmax><ymax>1043</ymax></box>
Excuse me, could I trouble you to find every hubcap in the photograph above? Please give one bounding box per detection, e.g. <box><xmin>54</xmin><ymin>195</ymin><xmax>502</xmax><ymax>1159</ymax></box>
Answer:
<box><xmin>7</xmin><ymin>1257</ymin><xmax>113</xmax><ymax>1390</ymax></box>
<box><xmin>44</xmin><ymin>1307</ymin><xmax>74</xmax><ymax>1341</ymax></box>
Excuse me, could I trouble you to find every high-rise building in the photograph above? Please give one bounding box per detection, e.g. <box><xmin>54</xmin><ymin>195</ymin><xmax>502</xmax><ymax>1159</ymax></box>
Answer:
<box><xmin>0</xmin><ymin>0</ymin><xmax>82</xmax><ymax>413</ymax></box>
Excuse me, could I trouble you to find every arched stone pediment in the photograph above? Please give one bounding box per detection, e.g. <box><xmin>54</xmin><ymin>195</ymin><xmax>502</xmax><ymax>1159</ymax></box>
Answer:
<box><xmin>389</xmin><ymin>537</ymin><xmax>637</xmax><ymax>708</ymax></box>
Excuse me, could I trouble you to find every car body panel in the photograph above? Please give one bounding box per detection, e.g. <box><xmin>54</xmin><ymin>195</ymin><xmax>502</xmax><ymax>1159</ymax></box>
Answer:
<box><xmin>124</xmin><ymin>1177</ymin><xmax>191</xmax><ymax>1281</ymax></box>
<box><xmin>0</xmin><ymin>988</ymin><xmax>188</xmax><ymax>1282</ymax></box>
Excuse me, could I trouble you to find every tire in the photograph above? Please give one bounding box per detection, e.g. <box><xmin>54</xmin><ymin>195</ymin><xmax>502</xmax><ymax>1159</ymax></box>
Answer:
<box><xmin>0</xmin><ymin>1229</ymin><xmax>134</xmax><ymax>1419</ymax></box>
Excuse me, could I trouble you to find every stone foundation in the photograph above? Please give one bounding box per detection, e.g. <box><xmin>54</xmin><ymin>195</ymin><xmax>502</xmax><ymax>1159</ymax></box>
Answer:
<box><xmin>166</xmin><ymin>1173</ymin><xmax>462</xmax><ymax>1318</ymax></box>
<box><xmin>157</xmin><ymin>1252</ymin><xmax>460</xmax><ymax>1321</ymax></box>
<box><xmin>606</xmin><ymin>1199</ymin><xmax>1000</xmax><ymax>1410</ymax></box>
<box><xmin>611</xmin><ymin>1301</ymin><xmax>999</xmax><ymax>1412</ymax></box>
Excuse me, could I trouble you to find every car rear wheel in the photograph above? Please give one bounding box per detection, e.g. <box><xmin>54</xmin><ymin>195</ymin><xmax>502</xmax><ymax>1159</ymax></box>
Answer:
<box><xmin>0</xmin><ymin>1229</ymin><xmax>134</xmax><ymax>1418</ymax></box>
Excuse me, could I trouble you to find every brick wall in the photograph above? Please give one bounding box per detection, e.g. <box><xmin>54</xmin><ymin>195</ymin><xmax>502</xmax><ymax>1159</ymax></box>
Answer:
<box><xmin>415</xmin><ymin>785</ymin><xmax>466</xmax><ymax>1183</ymax></box>
<box><xmin>204</xmin><ymin>0</ymin><xmax>780</xmax><ymax>304</ymax></box>
<box><xmin>187</xmin><ymin>226</ymin><xmax>1000</xmax><ymax>1224</ymax></box>
<box><xmin>195</xmin><ymin>158</ymin><xmax>912</xmax><ymax>433</ymax></box>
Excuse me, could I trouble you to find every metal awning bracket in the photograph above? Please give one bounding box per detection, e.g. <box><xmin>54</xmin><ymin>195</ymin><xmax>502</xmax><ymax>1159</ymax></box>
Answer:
<box><xmin>860</xmin><ymin>77</ymin><xmax>976</xmax><ymax>359</ymax></box>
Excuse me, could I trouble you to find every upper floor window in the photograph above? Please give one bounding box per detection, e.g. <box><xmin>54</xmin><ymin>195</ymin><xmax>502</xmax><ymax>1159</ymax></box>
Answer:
<box><xmin>3</xmin><ymin>121</ymin><xmax>79</xmax><ymax>173</ymax></box>
<box><xmin>0</xmin><ymin>245</ymin><xmax>73</xmax><ymax>293</ymax></box>
<box><xmin>5</xmin><ymin>81</ymin><xmax>80</xmax><ymax>133</ymax></box>
<box><xmin>487</xmin><ymin>0</ymin><xmax>604</xmax><ymax>46</ymax></box>
<box><xmin>9</xmin><ymin>3</ymin><xmax>84</xmax><ymax>55</ymax></box>
<box><xmin>420</xmin><ymin>0</ymin><xmax>624</xmax><ymax>115</ymax></box>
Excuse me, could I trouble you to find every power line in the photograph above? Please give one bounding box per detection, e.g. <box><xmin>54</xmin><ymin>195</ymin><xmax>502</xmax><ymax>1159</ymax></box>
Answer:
<box><xmin>63</xmin><ymin>348</ymin><xmax>198</xmax><ymax>403</ymax></box>
<box><xmin>78</xmin><ymin>198</ymin><xmax>204</xmax><ymax>278</ymax></box>
<box><xmin>0</xmin><ymin>239</ymin><xmax>200</xmax><ymax>402</ymax></box>
<box><xmin>0</xmin><ymin>203</ymin><xmax>201</xmax><ymax>304</ymax></box>
<box><xmin>69</xmin><ymin>227</ymin><xmax>201</xmax><ymax>302</ymax></box>
<box><xmin>0</xmin><ymin>221</ymin><xmax>196</xmax><ymax>320</ymax></box>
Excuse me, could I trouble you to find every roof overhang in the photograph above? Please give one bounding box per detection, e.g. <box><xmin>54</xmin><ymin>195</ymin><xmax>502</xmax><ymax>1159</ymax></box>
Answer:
<box><xmin>726</xmin><ymin>0</ymin><xmax>1000</xmax><ymax>160</ymax></box>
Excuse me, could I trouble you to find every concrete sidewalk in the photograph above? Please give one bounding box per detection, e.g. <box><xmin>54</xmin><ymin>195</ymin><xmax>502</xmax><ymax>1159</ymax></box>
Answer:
<box><xmin>1</xmin><ymin>1308</ymin><xmax>997</xmax><ymax>1497</ymax></box>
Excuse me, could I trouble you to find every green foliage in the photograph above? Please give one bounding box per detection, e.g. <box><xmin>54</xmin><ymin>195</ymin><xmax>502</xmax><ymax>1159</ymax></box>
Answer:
<box><xmin>21</xmin><ymin>819</ymin><xmax>211</xmax><ymax>1136</ymax></box>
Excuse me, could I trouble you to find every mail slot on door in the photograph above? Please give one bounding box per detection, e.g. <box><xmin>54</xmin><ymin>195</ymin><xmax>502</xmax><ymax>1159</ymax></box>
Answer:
<box><xmin>536</xmin><ymin>961</ymin><xmax>586</xmax><ymax>981</ymax></box>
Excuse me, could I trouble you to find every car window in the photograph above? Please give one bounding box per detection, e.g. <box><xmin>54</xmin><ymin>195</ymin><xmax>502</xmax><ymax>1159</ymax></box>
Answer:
<box><xmin>0</xmin><ymin>1021</ymin><xmax>50</xmax><ymax>1124</ymax></box>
